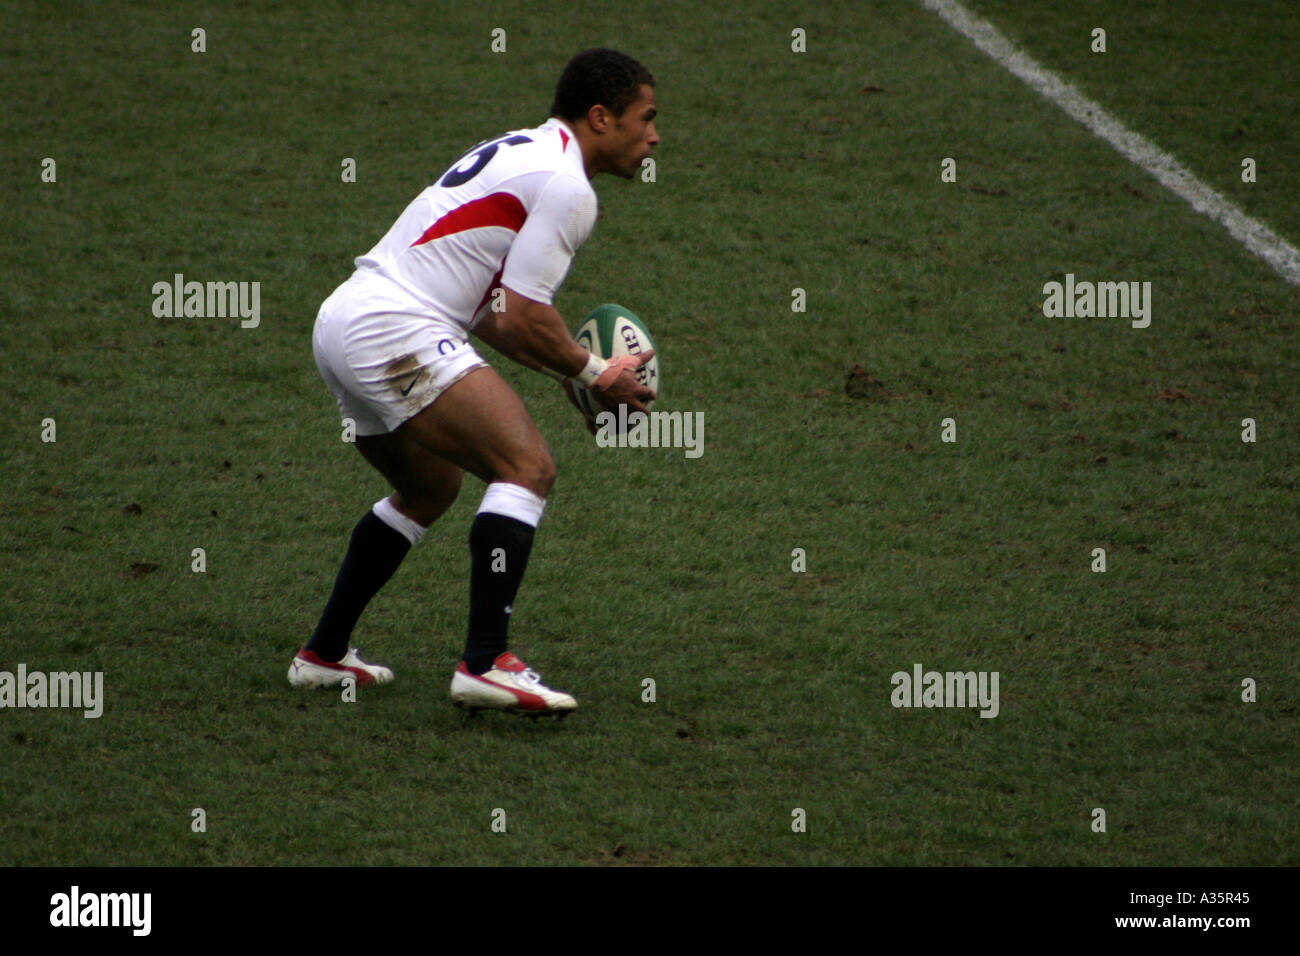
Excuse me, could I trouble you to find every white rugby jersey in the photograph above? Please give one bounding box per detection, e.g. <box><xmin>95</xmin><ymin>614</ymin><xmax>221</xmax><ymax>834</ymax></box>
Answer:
<box><xmin>342</xmin><ymin>117</ymin><xmax>597</xmax><ymax>329</ymax></box>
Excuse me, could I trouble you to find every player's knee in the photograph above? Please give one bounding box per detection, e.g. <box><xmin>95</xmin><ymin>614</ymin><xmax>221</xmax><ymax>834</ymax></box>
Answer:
<box><xmin>525</xmin><ymin>451</ymin><xmax>556</xmax><ymax>498</ymax></box>
<box><xmin>536</xmin><ymin>453</ymin><xmax>556</xmax><ymax>497</ymax></box>
<box><xmin>500</xmin><ymin>448</ymin><xmax>554</xmax><ymax>498</ymax></box>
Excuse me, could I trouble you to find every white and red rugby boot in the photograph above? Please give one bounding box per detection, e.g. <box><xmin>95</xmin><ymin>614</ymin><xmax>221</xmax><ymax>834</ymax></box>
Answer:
<box><xmin>450</xmin><ymin>651</ymin><xmax>576</xmax><ymax>717</ymax></box>
<box><xmin>288</xmin><ymin>647</ymin><xmax>394</xmax><ymax>688</ymax></box>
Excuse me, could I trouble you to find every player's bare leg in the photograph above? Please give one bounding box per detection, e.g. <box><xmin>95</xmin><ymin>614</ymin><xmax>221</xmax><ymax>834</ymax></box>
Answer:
<box><xmin>378</xmin><ymin>365</ymin><xmax>574</xmax><ymax>716</ymax></box>
<box><xmin>355</xmin><ymin>426</ymin><xmax>464</xmax><ymax>526</ymax></box>
<box><xmin>381</xmin><ymin>365</ymin><xmax>554</xmax><ymax>497</ymax></box>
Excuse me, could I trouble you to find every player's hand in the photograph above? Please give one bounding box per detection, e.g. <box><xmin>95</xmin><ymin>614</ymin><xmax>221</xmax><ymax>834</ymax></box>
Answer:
<box><xmin>591</xmin><ymin>350</ymin><xmax>656</xmax><ymax>414</ymax></box>
<box><xmin>561</xmin><ymin>378</ymin><xmax>598</xmax><ymax>435</ymax></box>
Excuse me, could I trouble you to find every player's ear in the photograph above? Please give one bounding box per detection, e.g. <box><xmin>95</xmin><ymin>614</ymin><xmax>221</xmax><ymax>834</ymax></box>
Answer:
<box><xmin>587</xmin><ymin>103</ymin><xmax>611</xmax><ymax>132</ymax></box>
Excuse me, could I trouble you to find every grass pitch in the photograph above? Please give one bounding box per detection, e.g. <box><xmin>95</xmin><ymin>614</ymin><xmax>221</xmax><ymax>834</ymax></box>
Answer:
<box><xmin>1</xmin><ymin>0</ymin><xmax>1296</xmax><ymax>865</ymax></box>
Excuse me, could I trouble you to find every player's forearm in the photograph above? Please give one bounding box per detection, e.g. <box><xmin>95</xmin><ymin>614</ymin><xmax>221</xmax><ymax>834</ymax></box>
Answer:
<box><xmin>479</xmin><ymin>291</ymin><xmax>591</xmax><ymax>378</ymax></box>
<box><xmin>473</xmin><ymin>316</ymin><xmax>547</xmax><ymax>373</ymax></box>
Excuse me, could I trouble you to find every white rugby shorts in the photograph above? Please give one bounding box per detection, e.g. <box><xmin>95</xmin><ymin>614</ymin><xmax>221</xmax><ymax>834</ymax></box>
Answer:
<box><xmin>313</xmin><ymin>278</ymin><xmax>487</xmax><ymax>437</ymax></box>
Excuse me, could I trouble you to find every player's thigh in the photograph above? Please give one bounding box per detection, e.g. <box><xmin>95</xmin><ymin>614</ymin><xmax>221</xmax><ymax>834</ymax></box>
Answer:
<box><xmin>355</xmin><ymin>430</ymin><xmax>463</xmax><ymax>526</ymax></box>
<box><xmin>313</xmin><ymin>301</ymin><xmax>551</xmax><ymax>493</ymax></box>
<box><xmin>396</xmin><ymin>365</ymin><xmax>554</xmax><ymax>493</ymax></box>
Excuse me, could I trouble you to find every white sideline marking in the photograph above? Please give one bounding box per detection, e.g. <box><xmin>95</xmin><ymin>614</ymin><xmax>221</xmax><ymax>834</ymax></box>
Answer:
<box><xmin>920</xmin><ymin>0</ymin><xmax>1300</xmax><ymax>287</ymax></box>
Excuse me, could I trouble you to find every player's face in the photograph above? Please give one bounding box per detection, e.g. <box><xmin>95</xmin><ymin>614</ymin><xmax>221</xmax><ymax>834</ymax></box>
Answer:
<box><xmin>609</xmin><ymin>85</ymin><xmax>659</xmax><ymax>179</ymax></box>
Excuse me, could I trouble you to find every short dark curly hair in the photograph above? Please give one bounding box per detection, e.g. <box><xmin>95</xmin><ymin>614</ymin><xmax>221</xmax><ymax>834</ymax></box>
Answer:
<box><xmin>550</xmin><ymin>48</ymin><xmax>655</xmax><ymax>122</ymax></box>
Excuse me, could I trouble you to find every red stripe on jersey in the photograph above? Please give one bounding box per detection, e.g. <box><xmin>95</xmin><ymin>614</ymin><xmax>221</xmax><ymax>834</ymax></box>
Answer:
<box><xmin>410</xmin><ymin>192</ymin><xmax>527</xmax><ymax>247</ymax></box>
<box><xmin>558</xmin><ymin>129</ymin><xmax>570</xmax><ymax>151</ymax></box>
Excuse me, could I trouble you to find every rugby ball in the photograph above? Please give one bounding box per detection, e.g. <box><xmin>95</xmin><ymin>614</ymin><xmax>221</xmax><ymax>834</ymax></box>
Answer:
<box><xmin>571</xmin><ymin>304</ymin><xmax>660</xmax><ymax>419</ymax></box>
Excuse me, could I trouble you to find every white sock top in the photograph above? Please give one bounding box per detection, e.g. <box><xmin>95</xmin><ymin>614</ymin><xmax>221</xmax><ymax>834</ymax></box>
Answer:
<box><xmin>477</xmin><ymin>482</ymin><xmax>547</xmax><ymax>528</ymax></box>
<box><xmin>372</xmin><ymin>496</ymin><xmax>427</xmax><ymax>545</ymax></box>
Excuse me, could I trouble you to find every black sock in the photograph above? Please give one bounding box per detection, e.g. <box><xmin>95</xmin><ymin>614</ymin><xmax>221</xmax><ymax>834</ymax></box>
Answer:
<box><xmin>306</xmin><ymin>509</ymin><xmax>412</xmax><ymax>662</ymax></box>
<box><xmin>463</xmin><ymin>512</ymin><xmax>535</xmax><ymax>674</ymax></box>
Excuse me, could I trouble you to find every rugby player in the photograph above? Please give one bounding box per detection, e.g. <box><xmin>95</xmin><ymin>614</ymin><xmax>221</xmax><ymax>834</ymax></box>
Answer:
<box><xmin>287</xmin><ymin>49</ymin><xmax>659</xmax><ymax>716</ymax></box>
